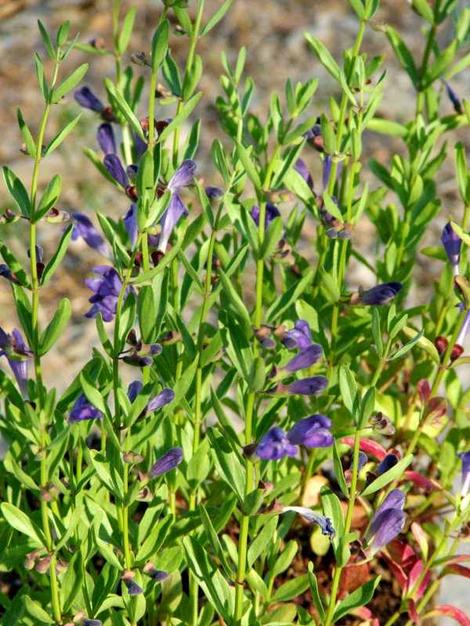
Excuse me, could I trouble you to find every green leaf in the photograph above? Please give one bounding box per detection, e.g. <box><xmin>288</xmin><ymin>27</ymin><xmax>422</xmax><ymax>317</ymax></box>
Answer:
<box><xmin>0</xmin><ymin>242</ymin><xmax>30</xmax><ymax>287</ymax></box>
<box><xmin>272</xmin><ymin>574</ymin><xmax>309</xmax><ymax>602</ymax></box>
<box><xmin>339</xmin><ymin>366</ymin><xmax>358</xmax><ymax>415</ymax></box>
<box><xmin>385</xmin><ymin>27</ymin><xmax>419</xmax><ymax>88</ymax></box>
<box><xmin>79</xmin><ymin>371</ymin><xmax>107</xmax><ymax>415</ymax></box>
<box><xmin>388</xmin><ymin>329</ymin><xmax>423</xmax><ymax>361</ymax></box>
<box><xmin>361</xmin><ymin>454</ymin><xmax>413</xmax><ymax>496</ymax></box>
<box><xmin>151</xmin><ymin>19</ymin><xmax>169</xmax><ymax>72</ymax></box>
<box><xmin>51</xmin><ymin>63</ymin><xmax>89</xmax><ymax>103</ymax></box>
<box><xmin>366</xmin><ymin>117</ymin><xmax>408</xmax><ymax>137</ymax></box>
<box><xmin>118</xmin><ymin>7</ymin><xmax>137</xmax><ymax>55</ymax></box>
<box><xmin>348</xmin><ymin>0</ymin><xmax>366</xmax><ymax>18</ymax></box>
<box><xmin>17</xmin><ymin>108</ymin><xmax>36</xmax><ymax>157</ymax></box>
<box><xmin>158</xmin><ymin>93</ymin><xmax>202</xmax><ymax>142</ymax></box>
<box><xmin>248</xmin><ymin>516</ymin><xmax>277</xmax><ymax>568</ymax></box>
<box><xmin>41</xmin><ymin>224</ymin><xmax>73</xmax><ymax>285</ymax></box>
<box><xmin>305</xmin><ymin>34</ymin><xmax>341</xmax><ymax>82</ymax></box>
<box><xmin>200</xmin><ymin>505</ymin><xmax>233</xmax><ymax>578</ymax></box>
<box><xmin>35</xmin><ymin>174</ymin><xmax>62</xmax><ymax>221</ymax></box>
<box><xmin>2</xmin><ymin>166</ymin><xmax>32</xmax><ymax>217</ymax></box>
<box><xmin>44</xmin><ymin>114</ymin><xmax>81</xmax><ymax>156</ymax></box>
<box><xmin>104</xmin><ymin>79</ymin><xmax>145</xmax><ymax>139</ymax></box>
<box><xmin>333</xmin><ymin>576</ymin><xmax>381</xmax><ymax>621</ymax></box>
<box><xmin>39</xmin><ymin>298</ymin><xmax>71</xmax><ymax>355</ymax></box>
<box><xmin>266</xmin><ymin>269</ymin><xmax>314</xmax><ymax>322</ymax></box>
<box><xmin>201</xmin><ymin>0</ymin><xmax>233</xmax><ymax>35</ymax></box>
<box><xmin>1</xmin><ymin>503</ymin><xmax>45</xmax><ymax>546</ymax></box>
<box><xmin>37</xmin><ymin>19</ymin><xmax>56</xmax><ymax>59</ymax></box>
<box><xmin>308</xmin><ymin>563</ymin><xmax>326</xmax><ymax>620</ymax></box>
<box><xmin>411</xmin><ymin>0</ymin><xmax>435</xmax><ymax>23</ymax></box>
<box><xmin>236</xmin><ymin>142</ymin><xmax>261</xmax><ymax>188</ymax></box>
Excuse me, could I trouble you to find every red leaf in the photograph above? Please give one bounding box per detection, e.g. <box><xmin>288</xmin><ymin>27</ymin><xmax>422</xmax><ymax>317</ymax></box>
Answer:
<box><xmin>341</xmin><ymin>437</ymin><xmax>387</xmax><ymax>460</ymax></box>
<box><xmin>444</xmin><ymin>564</ymin><xmax>470</xmax><ymax>579</ymax></box>
<box><xmin>403</xmin><ymin>470</ymin><xmax>441</xmax><ymax>491</ymax></box>
<box><xmin>406</xmin><ymin>559</ymin><xmax>430</xmax><ymax>599</ymax></box>
<box><xmin>339</xmin><ymin>562</ymin><xmax>371</xmax><ymax>598</ymax></box>
<box><xmin>407</xmin><ymin>599</ymin><xmax>421</xmax><ymax>624</ymax></box>
<box><xmin>426</xmin><ymin>605</ymin><xmax>470</xmax><ymax>626</ymax></box>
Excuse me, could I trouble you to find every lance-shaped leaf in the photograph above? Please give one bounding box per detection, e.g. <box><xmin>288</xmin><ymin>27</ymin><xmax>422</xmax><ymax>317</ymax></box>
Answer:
<box><xmin>39</xmin><ymin>297</ymin><xmax>72</xmax><ymax>355</ymax></box>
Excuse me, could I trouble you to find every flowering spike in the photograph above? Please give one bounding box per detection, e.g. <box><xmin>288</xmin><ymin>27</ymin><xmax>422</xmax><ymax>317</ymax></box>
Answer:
<box><xmin>85</xmin><ymin>266</ymin><xmax>123</xmax><ymax>322</ymax></box>
<box><xmin>97</xmin><ymin>123</ymin><xmax>117</xmax><ymax>155</ymax></box>
<box><xmin>287</xmin><ymin>414</ymin><xmax>333</xmax><ymax>448</ymax></box>
<box><xmin>354</xmin><ymin>282</ymin><xmax>403</xmax><ymax>306</ymax></box>
<box><xmin>281</xmin><ymin>506</ymin><xmax>335</xmax><ymax>537</ymax></box>
<box><xmin>69</xmin><ymin>394</ymin><xmax>103</xmax><ymax>423</ymax></box>
<box><xmin>255</xmin><ymin>427</ymin><xmax>298</xmax><ymax>461</ymax></box>
<box><xmin>277</xmin><ymin>376</ymin><xmax>328</xmax><ymax>396</ymax></box>
<box><xmin>283</xmin><ymin>343</ymin><xmax>322</xmax><ymax>373</ymax></box>
<box><xmin>151</xmin><ymin>447</ymin><xmax>183</xmax><ymax>477</ymax></box>
<box><xmin>71</xmin><ymin>213</ymin><xmax>108</xmax><ymax>255</ymax></box>
<box><xmin>74</xmin><ymin>86</ymin><xmax>104</xmax><ymax>112</ymax></box>
<box><xmin>441</xmin><ymin>223</ymin><xmax>461</xmax><ymax>275</ymax></box>
<box><xmin>104</xmin><ymin>154</ymin><xmax>129</xmax><ymax>188</ymax></box>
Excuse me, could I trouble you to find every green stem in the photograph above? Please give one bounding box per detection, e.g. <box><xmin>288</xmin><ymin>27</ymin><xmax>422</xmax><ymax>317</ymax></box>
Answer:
<box><xmin>324</xmin><ymin>428</ymin><xmax>361</xmax><ymax>626</ymax></box>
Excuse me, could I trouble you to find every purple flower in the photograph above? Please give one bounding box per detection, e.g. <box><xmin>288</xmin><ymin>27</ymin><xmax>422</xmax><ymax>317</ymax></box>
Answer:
<box><xmin>84</xmin><ymin>620</ymin><xmax>102</xmax><ymax>626</ymax></box>
<box><xmin>205</xmin><ymin>186</ymin><xmax>223</xmax><ymax>199</ymax></box>
<box><xmin>127</xmin><ymin>380</ymin><xmax>143</xmax><ymax>403</ymax></box>
<box><xmin>147</xmin><ymin>388</ymin><xmax>175</xmax><ymax>412</ymax></box>
<box><xmin>133</xmin><ymin>132</ymin><xmax>148</xmax><ymax>159</ymax></box>
<box><xmin>377</xmin><ymin>453</ymin><xmax>399</xmax><ymax>476</ymax></box>
<box><xmin>104</xmin><ymin>154</ymin><xmax>129</xmax><ymax>188</ymax></box>
<box><xmin>282</xmin><ymin>320</ymin><xmax>312</xmax><ymax>350</ymax></box>
<box><xmin>283</xmin><ymin>343</ymin><xmax>322</xmax><ymax>373</ymax></box>
<box><xmin>69</xmin><ymin>394</ymin><xmax>103</xmax><ymax>423</ymax></box>
<box><xmin>459</xmin><ymin>451</ymin><xmax>470</xmax><ymax>498</ymax></box>
<box><xmin>85</xmin><ymin>266</ymin><xmax>123</xmax><ymax>322</ymax></box>
<box><xmin>441</xmin><ymin>223</ymin><xmax>462</xmax><ymax>275</ymax></box>
<box><xmin>321</xmin><ymin>157</ymin><xmax>332</xmax><ymax>191</ymax></box>
<box><xmin>355</xmin><ymin>282</ymin><xmax>403</xmax><ymax>306</ymax></box>
<box><xmin>368</xmin><ymin>489</ymin><xmax>406</xmax><ymax>550</ymax></box>
<box><xmin>157</xmin><ymin>160</ymin><xmax>196</xmax><ymax>253</ymax></box>
<box><xmin>281</xmin><ymin>506</ymin><xmax>335</xmax><ymax>537</ymax></box>
<box><xmin>122</xmin><ymin>578</ymin><xmax>143</xmax><ymax>595</ymax></box>
<box><xmin>294</xmin><ymin>159</ymin><xmax>313</xmax><ymax>189</ymax></box>
<box><xmin>97</xmin><ymin>123</ymin><xmax>116</xmax><ymax>155</ymax></box>
<box><xmin>71</xmin><ymin>213</ymin><xmax>107</xmax><ymax>255</ymax></box>
<box><xmin>444</xmin><ymin>81</ymin><xmax>463</xmax><ymax>115</ymax></box>
<box><xmin>151</xmin><ymin>447</ymin><xmax>183</xmax><ymax>477</ymax></box>
<box><xmin>124</xmin><ymin>204</ymin><xmax>138</xmax><ymax>247</ymax></box>
<box><xmin>277</xmin><ymin>376</ymin><xmax>328</xmax><ymax>396</ymax></box>
<box><xmin>251</xmin><ymin>203</ymin><xmax>281</xmax><ymax>229</ymax></box>
<box><xmin>168</xmin><ymin>160</ymin><xmax>197</xmax><ymax>192</ymax></box>
<box><xmin>287</xmin><ymin>414</ymin><xmax>333</xmax><ymax>448</ymax></box>
<box><xmin>255</xmin><ymin>427</ymin><xmax>298</xmax><ymax>461</ymax></box>
<box><xmin>143</xmin><ymin>562</ymin><xmax>169</xmax><ymax>581</ymax></box>
<box><xmin>0</xmin><ymin>327</ymin><xmax>31</xmax><ymax>396</ymax></box>
<box><xmin>357</xmin><ymin>452</ymin><xmax>368</xmax><ymax>470</ymax></box>
<box><xmin>74</xmin><ymin>86</ymin><xmax>105</xmax><ymax>113</ymax></box>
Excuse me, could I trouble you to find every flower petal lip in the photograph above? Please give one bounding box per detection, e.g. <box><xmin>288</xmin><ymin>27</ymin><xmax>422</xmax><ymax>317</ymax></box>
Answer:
<box><xmin>151</xmin><ymin>447</ymin><xmax>183</xmax><ymax>477</ymax></box>
<box><xmin>294</xmin><ymin>158</ymin><xmax>314</xmax><ymax>189</ymax></box>
<box><xmin>69</xmin><ymin>394</ymin><xmax>103</xmax><ymax>423</ymax></box>
<box><xmin>282</xmin><ymin>320</ymin><xmax>312</xmax><ymax>350</ymax></box>
<box><xmin>97</xmin><ymin>123</ymin><xmax>117</xmax><ymax>155</ymax></box>
<box><xmin>147</xmin><ymin>388</ymin><xmax>175</xmax><ymax>412</ymax></box>
<box><xmin>283</xmin><ymin>343</ymin><xmax>322</xmax><ymax>373</ymax></box>
<box><xmin>74</xmin><ymin>86</ymin><xmax>104</xmax><ymax>112</ymax></box>
<box><xmin>459</xmin><ymin>451</ymin><xmax>470</xmax><ymax>497</ymax></box>
<box><xmin>370</xmin><ymin>508</ymin><xmax>406</xmax><ymax>549</ymax></box>
<box><xmin>158</xmin><ymin>192</ymin><xmax>188</xmax><ymax>253</ymax></box>
<box><xmin>104</xmin><ymin>154</ymin><xmax>129</xmax><ymax>188</ymax></box>
<box><xmin>287</xmin><ymin>414</ymin><xmax>333</xmax><ymax>448</ymax></box>
<box><xmin>255</xmin><ymin>427</ymin><xmax>298</xmax><ymax>461</ymax></box>
<box><xmin>71</xmin><ymin>212</ymin><xmax>107</xmax><ymax>255</ymax></box>
<box><xmin>282</xmin><ymin>375</ymin><xmax>328</xmax><ymax>396</ymax></box>
<box><xmin>124</xmin><ymin>204</ymin><xmax>138</xmax><ymax>246</ymax></box>
<box><xmin>357</xmin><ymin>282</ymin><xmax>403</xmax><ymax>305</ymax></box>
<box><xmin>281</xmin><ymin>506</ymin><xmax>335</xmax><ymax>537</ymax></box>
<box><xmin>168</xmin><ymin>159</ymin><xmax>196</xmax><ymax>191</ymax></box>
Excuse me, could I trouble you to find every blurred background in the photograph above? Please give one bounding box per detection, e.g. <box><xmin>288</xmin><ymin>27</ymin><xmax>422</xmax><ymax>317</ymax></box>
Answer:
<box><xmin>0</xmin><ymin>1</ymin><xmax>468</xmax><ymax>617</ymax></box>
